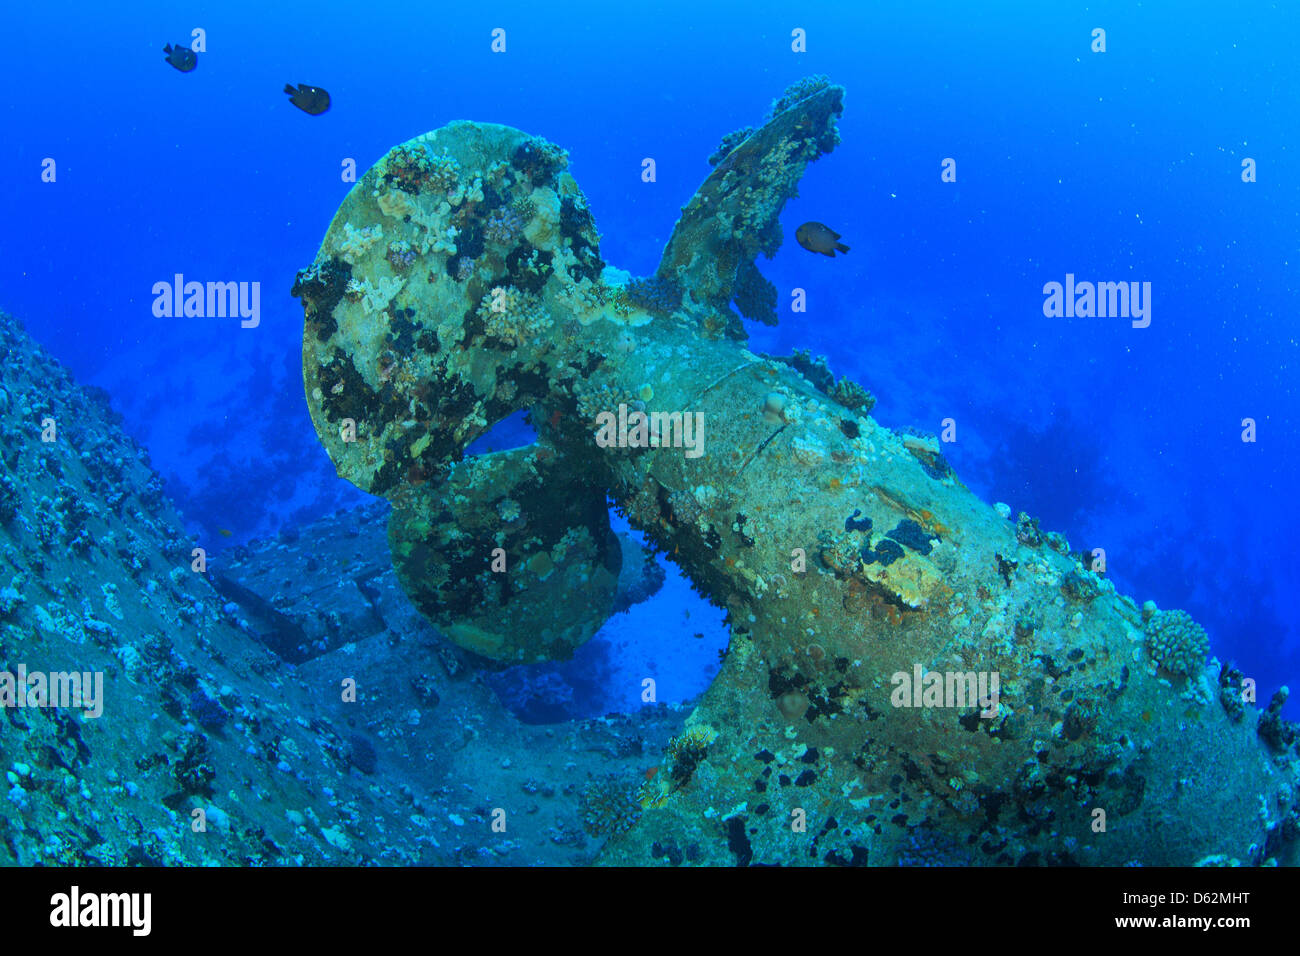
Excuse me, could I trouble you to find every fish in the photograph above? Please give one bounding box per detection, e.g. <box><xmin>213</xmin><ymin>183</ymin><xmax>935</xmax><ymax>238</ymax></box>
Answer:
<box><xmin>796</xmin><ymin>221</ymin><xmax>850</xmax><ymax>257</ymax></box>
<box><xmin>284</xmin><ymin>83</ymin><xmax>331</xmax><ymax>115</ymax></box>
<box><xmin>217</xmin><ymin>528</ymin><xmax>233</xmax><ymax>538</ymax></box>
<box><xmin>162</xmin><ymin>43</ymin><xmax>197</xmax><ymax>73</ymax></box>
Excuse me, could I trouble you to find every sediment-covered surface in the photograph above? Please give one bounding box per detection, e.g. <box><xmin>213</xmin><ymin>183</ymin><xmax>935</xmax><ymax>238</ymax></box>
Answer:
<box><xmin>0</xmin><ymin>309</ymin><xmax>686</xmax><ymax>865</ymax></box>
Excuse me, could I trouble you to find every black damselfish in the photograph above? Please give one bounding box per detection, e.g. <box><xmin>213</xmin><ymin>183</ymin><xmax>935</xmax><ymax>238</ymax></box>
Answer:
<box><xmin>162</xmin><ymin>43</ymin><xmax>197</xmax><ymax>73</ymax></box>
<box><xmin>284</xmin><ymin>83</ymin><xmax>330</xmax><ymax>115</ymax></box>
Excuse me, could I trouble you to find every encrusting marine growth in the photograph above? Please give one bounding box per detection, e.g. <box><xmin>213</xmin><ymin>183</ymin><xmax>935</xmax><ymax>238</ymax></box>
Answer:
<box><xmin>293</xmin><ymin>78</ymin><xmax>1300</xmax><ymax>866</ymax></box>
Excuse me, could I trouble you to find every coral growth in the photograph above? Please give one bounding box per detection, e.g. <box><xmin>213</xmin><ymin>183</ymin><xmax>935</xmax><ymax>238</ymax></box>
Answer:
<box><xmin>454</xmin><ymin>256</ymin><xmax>477</xmax><ymax>283</ymax></box>
<box><xmin>624</xmin><ymin>275</ymin><xmax>682</xmax><ymax>315</ymax></box>
<box><xmin>708</xmin><ymin>126</ymin><xmax>755</xmax><ymax>166</ymax></box>
<box><xmin>385</xmin><ymin>240</ymin><xmax>417</xmax><ymax>273</ymax></box>
<box><xmin>765</xmin><ymin>349</ymin><xmax>875</xmax><ymax>414</ymax></box>
<box><xmin>885</xmin><ymin>518</ymin><xmax>935</xmax><ymax>556</ymax></box>
<box><xmin>580</xmin><ymin>776</ymin><xmax>642</xmax><ymax>837</ymax></box>
<box><xmin>382</xmin><ymin>144</ymin><xmax>460</xmax><ymax>196</ymax></box>
<box><xmin>0</xmin><ymin>471</ymin><xmax>19</xmax><ymax>524</ymax></box>
<box><xmin>511</xmin><ymin>137</ymin><xmax>568</xmax><ymax>186</ymax></box>
<box><xmin>666</xmin><ymin>724</ymin><xmax>717</xmax><ymax>784</ymax></box>
<box><xmin>639</xmin><ymin>725</ymin><xmax>718</xmax><ymax>809</ymax></box>
<box><xmin>1145</xmin><ymin>608</ymin><xmax>1210</xmax><ymax>677</ymax></box>
<box><xmin>732</xmin><ymin>261</ymin><xmax>778</xmax><ymax>326</ymax></box>
<box><xmin>830</xmin><ymin>375</ymin><xmax>875</xmax><ymax>415</ymax></box>
<box><xmin>337</xmin><ymin>223</ymin><xmax>384</xmax><ymax>266</ymax></box>
<box><xmin>768</xmin><ymin>74</ymin><xmax>833</xmax><ymax>117</ymax></box>
<box><xmin>477</xmin><ymin>286</ymin><xmax>553</xmax><ymax>347</ymax></box>
<box><xmin>484</xmin><ymin>204</ymin><xmax>527</xmax><ymax>247</ymax></box>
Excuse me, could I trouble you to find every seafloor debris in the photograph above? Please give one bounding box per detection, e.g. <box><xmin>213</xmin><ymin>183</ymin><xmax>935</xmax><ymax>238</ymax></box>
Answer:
<box><xmin>0</xmin><ymin>310</ymin><xmax>410</xmax><ymax>864</ymax></box>
<box><xmin>293</xmin><ymin>77</ymin><xmax>1300</xmax><ymax>867</ymax></box>
<box><xmin>0</xmin><ymin>308</ymin><xmax>686</xmax><ymax>865</ymax></box>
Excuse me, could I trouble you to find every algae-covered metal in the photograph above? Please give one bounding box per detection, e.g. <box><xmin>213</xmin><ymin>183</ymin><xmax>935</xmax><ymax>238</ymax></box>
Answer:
<box><xmin>657</xmin><ymin>80</ymin><xmax>844</xmax><ymax>333</ymax></box>
<box><xmin>387</xmin><ymin>443</ymin><xmax>621</xmax><ymax>663</ymax></box>
<box><xmin>293</xmin><ymin>81</ymin><xmax>1300</xmax><ymax>866</ymax></box>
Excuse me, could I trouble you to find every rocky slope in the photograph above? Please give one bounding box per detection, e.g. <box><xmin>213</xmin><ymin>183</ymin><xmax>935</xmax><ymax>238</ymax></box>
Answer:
<box><xmin>0</xmin><ymin>308</ymin><xmax>682</xmax><ymax>866</ymax></box>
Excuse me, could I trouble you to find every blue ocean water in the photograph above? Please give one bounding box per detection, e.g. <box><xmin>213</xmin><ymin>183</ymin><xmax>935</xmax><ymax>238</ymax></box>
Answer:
<box><xmin>1</xmin><ymin>0</ymin><xmax>1295</xmax><ymax>717</ymax></box>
